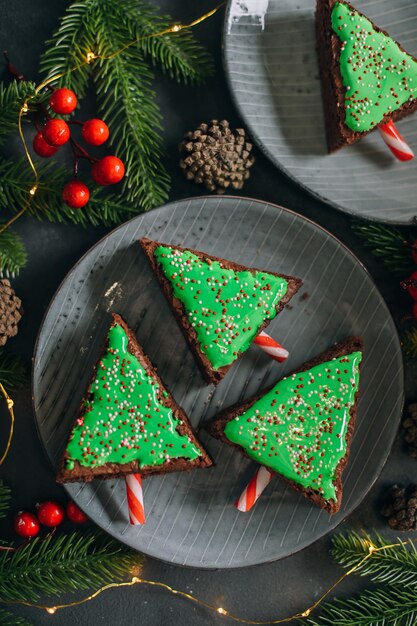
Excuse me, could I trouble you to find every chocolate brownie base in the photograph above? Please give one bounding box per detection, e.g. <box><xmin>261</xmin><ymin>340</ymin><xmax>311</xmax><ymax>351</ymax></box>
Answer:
<box><xmin>208</xmin><ymin>337</ymin><xmax>364</xmax><ymax>514</ymax></box>
<box><xmin>57</xmin><ymin>313</ymin><xmax>213</xmax><ymax>483</ymax></box>
<box><xmin>316</xmin><ymin>0</ymin><xmax>417</xmax><ymax>153</ymax></box>
<box><xmin>139</xmin><ymin>237</ymin><xmax>303</xmax><ymax>385</ymax></box>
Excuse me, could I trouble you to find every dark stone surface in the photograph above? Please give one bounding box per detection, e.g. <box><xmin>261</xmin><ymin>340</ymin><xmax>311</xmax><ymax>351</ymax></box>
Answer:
<box><xmin>0</xmin><ymin>1</ymin><xmax>416</xmax><ymax>624</ymax></box>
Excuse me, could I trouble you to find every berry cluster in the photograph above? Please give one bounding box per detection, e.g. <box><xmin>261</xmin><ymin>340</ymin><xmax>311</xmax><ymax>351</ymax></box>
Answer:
<box><xmin>401</xmin><ymin>242</ymin><xmax>417</xmax><ymax>319</ymax></box>
<box><xmin>32</xmin><ymin>87</ymin><xmax>125</xmax><ymax>209</ymax></box>
<box><xmin>14</xmin><ymin>499</ymin><xmax>88</xmax><ymax>538</ymax></box>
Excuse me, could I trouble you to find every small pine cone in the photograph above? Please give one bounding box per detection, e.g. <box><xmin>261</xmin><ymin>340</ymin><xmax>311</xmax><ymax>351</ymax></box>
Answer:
<box><xmin>179</xmin><ymin>119</ymin><xmax>255</xmax><ymax>194</ymax></box>
<box><xmin>0</xmin><ymin>279</ymin><xmax>23</xmax><ymax>347</ymax></box>
<box><xmin>402</xmin><ymin>404</ymin><xmax>417</xmax><ymax>458</ymax></box>
<box><xmin>381</xmin><ymin>484</ymin><xmax>417</xmax><ymax>531</ymax></box>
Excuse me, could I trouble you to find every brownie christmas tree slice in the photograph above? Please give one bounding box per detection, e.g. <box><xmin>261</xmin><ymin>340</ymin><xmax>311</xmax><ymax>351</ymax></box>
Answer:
<box><xmin>57</xmin><ymin>313</ymin><xmax>212</xmax><ymax>483</ymax></box>
<box><xmin>139</xmin><ymin>238</ymin><xmax>302</xmax><ymax>385</ymax></box>
<box><xmin>208</xmin><ymin>338</ymin><xmax>363</xmax><ymax>513</ymax></box>
<box><xmin>316</xmin><ymin>0</ymin><xmax>417</xmax><ymax>152</ymax></box>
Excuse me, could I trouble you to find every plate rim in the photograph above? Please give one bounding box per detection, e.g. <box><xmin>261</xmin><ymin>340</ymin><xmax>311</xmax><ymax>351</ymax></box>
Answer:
<box><xmin>222</xmin><ymin>0</ymin><xmax>417</xmax><ymax>226</ymax></box>
<box><xmin>31</xmin><ymin>195</ymin><xmax>405</xmax><ymax>567</ymax></box>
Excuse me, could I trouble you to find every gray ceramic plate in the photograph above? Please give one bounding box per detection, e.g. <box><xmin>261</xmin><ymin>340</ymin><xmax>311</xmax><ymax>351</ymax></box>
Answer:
<box><xmin>224</xmin><ymin>0</ymin><xmax>417</xmax><ymax>224</ymax></box>
<box><xmin>33</xmin><ymin>196</ymin><xmax>403</xmax><ymax>568</ymax></box>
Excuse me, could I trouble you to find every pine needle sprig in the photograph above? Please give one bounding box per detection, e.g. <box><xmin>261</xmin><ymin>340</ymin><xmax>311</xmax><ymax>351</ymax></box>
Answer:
<box><xmin>0</xmin><ymin>530</ymin><xmax>141</xmax><ymax>603</ymax></box>
<box><xmin>0</xmin><ymin>82</ymin><xmax>36</xmax><ymax>145</ymax></box>
<box><xmin>39</xmin><ymin>2</ymin><xmax>96</xmax><ymax>99</ymax></box>
<box><xmin>93</xmin><ymin>7</ymin><xmax>169</xmax><ymax>208</ymax></box>
<box><xmin>117</xmin><ymin>0</ymin><xmax>214</xmax><ymax>84</ymax></box>
<box><xmin>0</xmin><ymin>608</ymin><xmax>32</xmax><ymax>626</ymax></box>
<box><xmin>351</xmin><ymin>220</ymin><xmax>415</xmax><ymax>276</ymax></box>
<box><xmin>304</xmin><ymin>586</ymin><xmax>417</xmax><ymax>626</ymax></box>
<box><xmin>0</xmin><ymin>158</ymin><xmax>140</xmax><ymax>226</ymax></box>
<box><xmin>0</xmin><ymin>351</ymin><xmax>26</xmax><ymax>391</ymax></box>
<box><xmin>332</xmin><ymin>532</ymin><xmax>417</xmax><ymax>588</ymax></box>
<box><xmin>0</xmin><ymin>228</ymin><xmax>27</xmax><ymax>277</ymax></box>
<box><xmin>38</xmin><ymin>0</ymin><xmax>213</xmax><ymax>209</ymax></box>
<box><xmin>0</xmin><ymin>480</ymin><xmax>11</xmax><ymax>519</ymax></box>
<box><xmin>401</xmin><ymin>327</ymin><xmax>417</xmax><ymax>361</ymax></box>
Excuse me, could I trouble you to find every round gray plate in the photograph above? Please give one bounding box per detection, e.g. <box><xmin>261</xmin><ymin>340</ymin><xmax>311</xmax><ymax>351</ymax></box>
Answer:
<box><xmin>224</xmin><ymin>0</ymin><xmax>417</xmax><ymax>224</ymax></box>
<box><xmin>33</xmin><ymin>197</ymin><xmax>403</xmax><ymax>568</ymax></box>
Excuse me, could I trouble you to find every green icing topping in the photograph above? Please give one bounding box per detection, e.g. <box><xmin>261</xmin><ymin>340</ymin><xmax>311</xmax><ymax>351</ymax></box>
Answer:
<box><xmin>154</xmin><ymin>245</ymin><xmax>289</xmax><ymax>371</ymax></box>
<box><xmin>224</xmin><ymin>351</ymin><xmax>362</xmax><ymax>502</ymax></box>
<box><xmin>331</xmin><ymin>2</ymin><xmax>417</xmax><ymax>132</ymax></box>
<box><xmin>65</xmin><ymin>324</ymin><xmax>202</xmax><ymax>471</ymax></box>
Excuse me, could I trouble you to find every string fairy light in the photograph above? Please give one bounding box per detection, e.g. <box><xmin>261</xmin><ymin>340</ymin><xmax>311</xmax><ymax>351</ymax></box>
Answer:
<box><xmin>5</xmin><ymin>539</ymin><xmax>412</xmax><ymax>623</ymax></box>
<box><xmin>0</xmin><ymin>2</ymin><xmax>225</xmax><ymax>237</ymax></box>
<box><xmin>0</xmin><ymin>382</ymin><xmax>15</xmax><ymax>466</ymax></box>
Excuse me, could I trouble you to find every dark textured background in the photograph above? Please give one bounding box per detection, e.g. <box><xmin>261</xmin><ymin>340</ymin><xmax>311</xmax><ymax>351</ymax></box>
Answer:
<box><xmin>0</xmin><ymin>1</ymin><xmax>415</xmax><ymax>624</ymax></box>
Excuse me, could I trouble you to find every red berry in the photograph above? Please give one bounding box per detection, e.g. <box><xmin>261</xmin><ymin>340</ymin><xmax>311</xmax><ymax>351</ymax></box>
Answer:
<box><xmin>33</xmin><ymin>132</ymin><xmax>59</xmax><ymax>158</ymax></box>
<box><xmin>14</xmin><ymin>511</ymin><xmax>40</xmax><ymax>538</ymax></box>
<box><xmin>62</xmin><ymin>180</ymin><xmax>90</xmax><ymax>209</ymax></box>
<box><xmin>36</xmin><ymin>501</ymin><xmax>65</xmax><ymax>527</ymax></box>
<box><xmin>66</xmin><ymin>501</ymin><xmax>88</xmax><ymax>524</ymax></box>
<box><xmin>82</xmin><ymin>119</ymin><xmax>109</xmax><ymax>146</ymax></box>
<box><xmin>405</xmin><ymin>271</ymin><xmax>417</xmax><ymax>301</ymax></box>
<box><xmin>92</xmin><ymin>156</ymin><xmax>125</xmax><ymax>186</ymax></box>
<box><xmin>49</xmin><ymin>88</ymin><xmax>77</xmax><ymax>115</ymax></box>
<box><xmin>43</xmin><ymin>119</ymin><xmax>70</xmax><ymax>147</ymax></box>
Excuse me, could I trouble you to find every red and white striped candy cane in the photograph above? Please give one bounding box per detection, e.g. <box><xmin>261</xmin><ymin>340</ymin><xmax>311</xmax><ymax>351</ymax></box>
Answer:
<box><xmin>125</xmin><ymin>474</ymin><xmax>146</xmax><ymax>525</ymax></box>
<box><xmin>253</xmin><ymin>331</ymin><xmax>289</xmax><ymax>363</ymax></box>
<box><xmin>235</xmin><ymin>465</ymin><xmax>274</xmax><ymax>512</ymax></box>
<box><xmin>378</xmin><ymin>120</ymin><xmax>414</xmax><ymax>162</ymax></box>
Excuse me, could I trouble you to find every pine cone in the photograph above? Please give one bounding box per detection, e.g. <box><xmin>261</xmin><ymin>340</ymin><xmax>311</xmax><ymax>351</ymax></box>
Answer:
<box><xmin>0</xmin><ymin>279</ymin><xmax>22</xmax><ymax>347</ymax></box>
<box><xmin>381</xmin><ymin>484</ymin><xmax>417</xmax><ymax>531</ymax></box>
<box><xmin>403</xmin><ymin>403</ymin><xmax>417</xmax><ymax>458</ymax></box>
<box><xmin>179</xmin><ymin>119</ymin><xmax>255</xmax><ymax>194</ymax></box>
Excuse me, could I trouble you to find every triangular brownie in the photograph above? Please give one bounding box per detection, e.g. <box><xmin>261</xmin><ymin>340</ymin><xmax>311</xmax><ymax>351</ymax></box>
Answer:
<box><xmin>316</xmin><ymin>0</ymin><xmax>417</xmax><ymax>152</ymax></box>
<box><xmin>139</xmin><ymin>238</ymin><xmax>302</xmax><ymax>385</ymax></box>
<box><xmin>208</xmin><ymin>337</ymin><xmax>363</xmax><ymax>513</ymax></box>
<box><xmin>57</xmin><ymin>313</ymin><xmax>212</xmax><ymax>483</ymax></box>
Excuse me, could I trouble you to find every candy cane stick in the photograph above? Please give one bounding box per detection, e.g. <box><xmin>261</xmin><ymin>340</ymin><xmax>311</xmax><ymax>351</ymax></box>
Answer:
<box><xmin>378</xmin><ymin>120</ymin><xmax>414</xmax><ymax>162</ymax></box>
<box><xmin>253</xmin><ymin>331</ymin><xmax>289</xmax><ymax>363</ymax></box>
<box><xmin>235</xmin><ymin>465</ymin><xmax>274</xmax><ymax>512</ymax></box>
<box><xmin>125</xmin><ymin>474</ymin><xmax>146</xmax><ymax>525</ymax></box>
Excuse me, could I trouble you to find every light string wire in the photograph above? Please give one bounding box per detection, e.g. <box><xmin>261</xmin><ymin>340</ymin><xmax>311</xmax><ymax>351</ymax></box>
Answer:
<box><xmin>4</xmin><ymin>540</ymin><xmax>410</xmax><ymax>623</ymax></box>
<box><xmin>0</xmin><ymin>382</ymin><xmax>14</xmax><ymax>466</ymax></box>
<box><xmin>0</xmin><ymin>2</ymin><xmax>225</xmax><ymax>236</ymax></box>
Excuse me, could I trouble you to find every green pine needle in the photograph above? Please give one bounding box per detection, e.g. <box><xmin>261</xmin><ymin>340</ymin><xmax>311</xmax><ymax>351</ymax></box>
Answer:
<box><xmin>0</xmin><ymin>608</ymin><xmax>33</xmax><ymax>626</ymax></box>
<box><xmin>0</xmin><ymin>228</ymin><xmax>27</xmax><ymax>278</ymax></box>
<box><xmin>401</xmin><ymin>328</ymin><xmax>417</xmax><ymax>361</ymax></box>
<box><xmin>0</xmin><ymin>158</ymin><xmax>140</xmax><ymax>226</ymax></box>
<box><xmin>0</xmin><ymin>351</ymin><xmax>27</xmax><ymax>391</ymax></box>
<box><xmin>0</xmin><ymin>530</ymin><xmax>141</xmax><ymax>603</ymax></box>
<box><xmin>39</xmin><ymin>0</ymin><xmax>213</xmax><ymax>209</ymax></box>
<box><xmin>0</xmin><ymin>480</ymin><xmax>11</xmax><ymax>519</ymax></box>
<box><xmin>0</xmin><ymin>81</ymin><xmax>36</xmax><ymax>145</ymax></box>
<box><xmin>351</xmin><ymin>220</ymin><xmax>414</xmax><ymax>276</ymax></box>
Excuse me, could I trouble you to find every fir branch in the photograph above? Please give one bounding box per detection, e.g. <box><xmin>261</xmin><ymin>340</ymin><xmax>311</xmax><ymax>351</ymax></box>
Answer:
<box><xmin>0</xmin><ymin>82</ymin><xmax>36</xmax><ymax>144</ymax></box>
<box><xmin>0</xmin><ymin>530</ymin><xmax>141</xmax><ymax>603</ymax></box>
<box><xmin>39</xmin><ymin>2</ymin><xmax>96</xmax><ymax>99</ymax></box>
<box><xmin>0</xmin><ymin>228</ymin><xmax>27</xmax><ymax>277</ymax></box>
<box><xmin>113</xmin><ymin>0</ymin><xmax>214</xmax><ymax>84</ymax></box>
<box><xmin>0</xmin><ymin>351</ymin><xmax>26</xmax><ymax>391</ymax></box>
<box><xmin>0</xmin><ymin>480</ymin><xmax>11</xmax><ymax>519</ymax></box>
<box><xmin>0</xmin><ymin>158</ymin><xmax>140</xmax><ymax>226</ymax></box>
<box><xmin>0</xmin><ymin>609</ymin><xmax>32</xmax><ymax>626</ymax></box>
<box><xmin>402</xmin><ymin>328</ymin><xmax>417</xmax><ymax>361</ymax></box>
<box><xmin>332</xmin><ymin>532</ymin><xmax>417</xmax><ymax>588</ymax></box>
<box><xmin>39</xmin><ymin>0</ymin><xmax>213</xmax><ymax>209</ymax></box>
<box><xmin>304</xmin><ymin>586</ymin><xmax>417</xmax><ymax>626</ymax></box>
<box><xmin>351</xmin><ymin>220</ymin><xmax>414</xmax><ymax>276</ymax></box>
<box><xmin>93</xmin><ymin>7</ymin><xmax>170</xmax><ymax>208</ymax></box>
